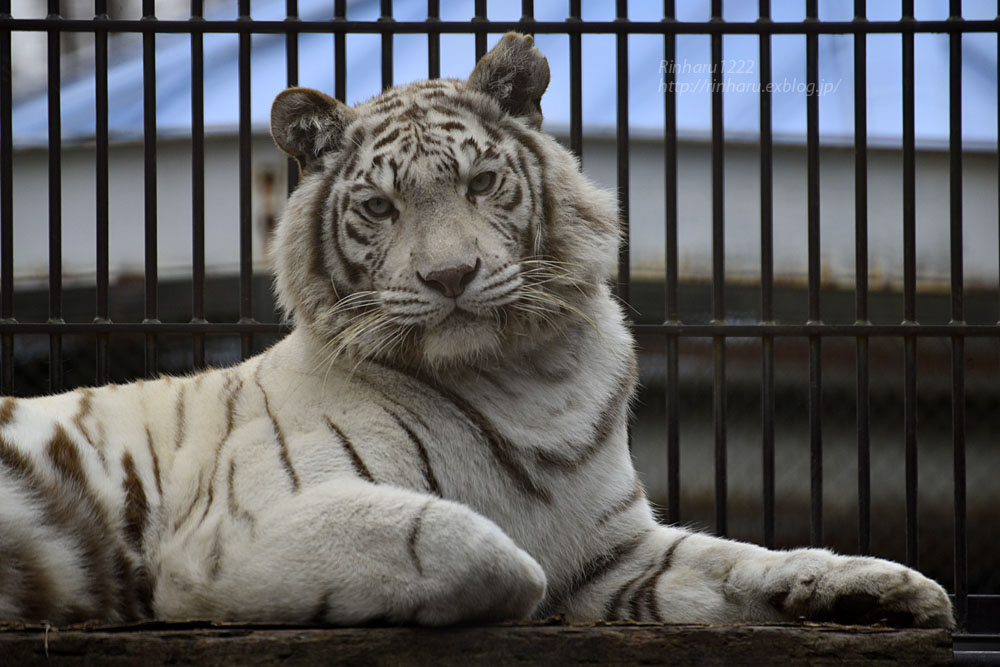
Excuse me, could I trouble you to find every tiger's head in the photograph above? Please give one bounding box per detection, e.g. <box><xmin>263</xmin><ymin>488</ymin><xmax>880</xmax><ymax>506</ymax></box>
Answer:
<box><xmin>270</xmin><ymin>33</ymin><xmax>619</xmax><ymax>370</ymax></box>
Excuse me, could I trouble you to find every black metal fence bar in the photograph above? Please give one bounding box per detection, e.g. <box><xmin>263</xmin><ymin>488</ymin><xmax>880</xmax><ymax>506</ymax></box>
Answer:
<box><xmin>758</xmin><ymin>0</ymin><xmax>775</xmax><ymax>550</ymax></box>
<box><xmin>901</xmin><ymin>0</ymin><xmax>919</xmax><ymax>570</ymax></box>
<box><xmin>191</xmin><ymin>0</ymin><xmax>206</xmax><ymax>369</ymax></box>
<box><xmin>334</xmin><ymin>0</ymin><xmax>346</xmax><ymax>100</ymax></box>
<box><xmin>949</xmin><ymin>0</ymin><xmax>968</xmax><ymax>629</ymax></box>
<box><xmin>568</xmin><ymin>0</ymin><xmax>582</xmax><ymax>161</ymax></box>
<box><xmin>239</xmin><ymin>0</ymin><xmax>253</xmax><ymax>360</ymax></box>
<box><xmin>94</xmin><ymin>1</ymin><xmax>109</xmax><ymax>386</ymax></box>
<box><xmin>426</xmin><ymin>0</ymin><xmax>439</xmax><ymax>78</ymax></box>
<box><xmin>853</xmin><ymin>0</ymin><xmax>871</xmax><ymax>557</ymax></box>
<box><xmin>615</xmin><ymin>0</ymin><xmax>630</xmax><ymax>306</ymax></box>
<box><xmin>0</xmin><ymin>0</ymin><xmax>12</xmax><ymax>395</ymax></box>
<box><xmin>5</xmin><ymin>18</ymin><xmax>1000</xmax><ymax>34</ymax></box>
<box><xmin>47</xmin><ymin>0</ymin><xmax>63</xmax><ymax>393</ymax></box>
<box><xmin>663</xmin><ymin>0</ymin><xmax>680</xmax><ymax>528</ymax></box>
<box><xmin>473</xmin><ymin>0</ymin><xmax>486</xmax><ymax>63</ymax></box>
<box><xmin>142</xmin><ymin>0</ymin><xmax>158</xmax><ymax>378</ymax></box>
<box><xmin>710</xmin><ymin>0</ymin><xmax>726</xmax><ymax>538</ymax></box>
<box><xmin>382</xmin><ymin>0</ymin><xmax>394</xmax><ymax>89</ymax></box>
<box><xmin>805</xmin><ymin>0</ymin><xmax>822</xmax><ymax>548</ymax></box>
<box><xmin>285</xmin><ymin>0</ymin><xmax>299</xmax><ymax>196</ymax></box>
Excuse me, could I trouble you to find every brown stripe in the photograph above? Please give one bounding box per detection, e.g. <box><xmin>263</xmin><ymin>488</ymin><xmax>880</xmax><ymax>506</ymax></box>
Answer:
<box><xmin>0</xmin><ymin>434</ymin><xmax>30</xmax><ymax>476</ymax></box>
<box><xmin>311</xmin><ymin>591</ymin><xmax>334</xmax><ymax>625</ymax></box>
<box><xmin>71</xmin><ymin>388</ymin><xmax>108</xmax><ymax>469</ymax></box>
<box><xmin>371</xmin><ymin>126</ymin><xmax>401</xmax><ymax>151</ymax></box>
<box><xmin>255</xmin><ymin>376</ymin><xmax>300</xmax><ymax>493</ymax></box>
<box><xmin>0</xmin><ymin>396</ymin><xmax>16</xmax><ymax>427</ymax></box>
<box><xmin>208</xmin><ymin>525</ymin><xmax>224</xmax><ymax>580</ymax></box>
<box><xmin>407</xmin><ymin>501</ymin><xmax>431</xmax><ymax>577</ymax></box>
<box><xmin>0</xmin><ymin>525</ymin><xmax>60</xmax><ymax>623</ymax></box>
<box><xmin>224</xmin><ymin>375</ymin><xmax>243</xmax><ymax>437</ymax></box>
<box><xmin>174</xmin><ymin>470</ymin><xmax>204</xmax><ymax>532</ymax></box>
<box><xmin>385</xmin><ymin>409</ymin><xmax>440</xmax><ymax>496</ymax></box>
<box><xmin>47</xmin><ymin>425</ymin><xmax>88</xmax><ymax>489</ymax></box>
<box><xmin>226</xmin><ymin>459</ymin><xmax>256</xmax><ymax>528</ymax></box>
<box><xmin>175</xmin><ymin>383</ymin><xmax>187</xmax><ymax>449</ymax></box>
<box><xmin>632</xmin><ymin>534</ymin><xmax>690</xmax><ymax>622</ymax></box>
<box><xmin>145</xmin><ymin>426</ymin><xmax>163</xmax><ymax>497</ymax></box>
<box><xmin>121</xmin><ymin>451</ymin><xmax>149</xmax><ymax>553</ymax></box>
<box><xmin>596</xmin><ymin>478</ymin><xmax>647</xmax><ymax>526</ymax></box>
<box><xmin>534</xmin><ymin>356</ymin><xmax>637</xmax><ymax>473</ymax></box>
<box><xmin>4</xmin><ymin>433</ymin><xmax>121</xmax><ymax>622</ymax></box>
<box><xmin>194</xmin><ymin>376</ymin><xmax>244</xmax><ymax>530</ymax></box>
<box><xmin>325</xmin><ymin>417</ymin><xmax>374</xmax><ymax>483</ymax></box>
<box><xmin>545</xmin><ymin>530</ymin><xmax>651</xmax><ymax>617</ymax></box>
<box><xmin>606</xmin><ymin>568</ymin><xmax>650</xmax><ymax>622</ymax></box>
<box><xmin>434</xmin><ymin>121</ymin><xmax>466</xmax><ymax>132</ymax></box>
<box><xmin>405</xmin><ymin>369</ymin><xmax>549</xmax><ymax>503</ymax></box>
<box><xmin>45</xmin><ymin>443</ymin><xmax>142</xmax><ymax>616</ymax></box>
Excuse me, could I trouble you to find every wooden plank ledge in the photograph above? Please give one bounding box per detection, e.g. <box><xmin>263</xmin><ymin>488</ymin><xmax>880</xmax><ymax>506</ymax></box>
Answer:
<box><xmin>0</xmin><ymin>621</ymin><xmax>953</xmax><ymax>666</ymax></box>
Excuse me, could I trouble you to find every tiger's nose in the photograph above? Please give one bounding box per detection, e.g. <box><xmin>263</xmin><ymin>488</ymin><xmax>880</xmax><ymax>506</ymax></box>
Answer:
<box><xmin>418</xmin><ymin>260</ymin><xmax>480</xmax><ymax>298</ymax></box>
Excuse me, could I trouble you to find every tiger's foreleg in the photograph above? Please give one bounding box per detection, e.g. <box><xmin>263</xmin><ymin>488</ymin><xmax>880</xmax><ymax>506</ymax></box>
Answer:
<box><xmin>152</xmin><ymin>479</ymin><xmax>546</xmax><ymax>624</ymax></box>
<box><xmin>567</xmin><ymin>525</ymin><xmax>954</xmax><ymax>628</ymax></box>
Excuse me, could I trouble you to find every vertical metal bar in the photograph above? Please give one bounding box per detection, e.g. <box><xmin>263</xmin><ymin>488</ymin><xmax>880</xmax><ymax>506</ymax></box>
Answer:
<box><xmin>806</xmin><ymin>0</ymin><xmax>822</xmax><ymax>548</ymax></box>
<box><xmin>380</xmin><ymin>0</ymin><xmax>393</xmax><ymax>90</ymax></box>
<box><xmin>901</xmin><ymin>0</ymin><xmax>918</xmax><ymax>569</ymax></box>
<box><xmin>710</xmin><ymin>0</ymin><xmax>726</xmax><ymax>538</ymax></box>
<box><xmin>285</xmin><ymin>0</ymin><xmax>299</xmax><ymax>196</ymax></box>
<box><xmin>473</xmin><ymin>0</ymin><xmax>486</xmax><ymax>64</ymax></box>
<box><xmin>95</xmin><ymin>0</ymin><xmax>109</xmax><ymax>386</ymax></box>
<box><xmin>238</xmin><ymin>0</ymin><xmax>253</xmax><ymax>360</ymax></box>
<box><xmin>853</xmin><ymin>0</ymin><xmax>871</xmax><ymax>556</ymax></box>
<box><xmin>142</xmin><ymin>0</ymin><xmax>158</xmax><ymax>378</ymax></box>
<box><xmin>663</xmin><ymin>0</ymin><xmax>679</xmax><ymax>526</ymax></box>
<box><xmin>615</xmin><ymin>0</ymin><xmax>630</xmax><ymax>306</ymax></box>
<box><xmin>334</xmin><ymin>0</ymin><xmax>346</xmax><ymax>102</ymax></box>
<box><xmin>568</xmin><ymin>0</ymin><xmax>582</xmax><ymax>162</ymax></box>
<box><xmin>520</xmin><ymin>0</ymin><xmax>533</xmax><ymax>22</ymax></box>
<box><xmin>47</xmin><ymin>0</ymin><xmax>64</xmax><ymax>393</ymax></box>
<box><xmin>949</xmin><ymin>0</ymin><xmax>967</xmax><ymax>629</ymax></box>
<box><xmin>191</xmin><ymin>0</ymin><xmax>206</xmax><ymax>369</ymax></box>
<box><xmin>0</xmin><ymin>0</ymin><xmax>13</xmax><ymax>394</ymax></box>
<box><xmin>759</xmin><ymin>0</ymin><xmax>775</xmax><ymax>550</ymax></box>
<box><xmin>427</xmin><ymin>0</ymin><xmax>440</xmax><ymax>79</ymax></box>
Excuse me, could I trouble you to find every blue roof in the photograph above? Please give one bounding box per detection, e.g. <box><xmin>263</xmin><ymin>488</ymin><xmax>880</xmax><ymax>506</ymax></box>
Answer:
<box><xmin>11</xmin><ymin>0</ymin><xmax>999</xmax><ymax>148</ymax></box>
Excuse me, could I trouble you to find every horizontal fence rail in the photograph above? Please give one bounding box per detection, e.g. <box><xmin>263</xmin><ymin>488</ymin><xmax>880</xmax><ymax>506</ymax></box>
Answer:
<box><xmin>1</xmin><ymin>19</ymin><xmax>1000</xmax><ymax>34</ymax></box>
<box><xmin>1</xmin><ymin>0</ymin><xmax>998</xmax><ymax>645</ymax></box>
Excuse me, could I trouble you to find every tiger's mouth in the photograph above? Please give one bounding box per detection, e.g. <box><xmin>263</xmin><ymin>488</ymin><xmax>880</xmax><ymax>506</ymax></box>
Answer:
<box><xmin>446</xmin><ymin>308</ymin><xmax>486</xmax><ymax>323</ymax></box>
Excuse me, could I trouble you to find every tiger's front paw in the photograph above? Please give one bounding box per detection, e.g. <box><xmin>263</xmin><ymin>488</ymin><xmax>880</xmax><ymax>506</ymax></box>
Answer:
<box><xmin>768</xmin><ymin>551</ymin><xmax>954</xmax><ymax>629</ymax></box>
<box><xmin>408</xmin><ymin>500</ymin><xmax>547</xmax><ymax>625</ymax></box>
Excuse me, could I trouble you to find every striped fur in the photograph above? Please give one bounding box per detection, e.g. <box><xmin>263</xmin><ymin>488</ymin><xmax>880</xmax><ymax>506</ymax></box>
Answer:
<box><xmin>0</xmin><ymin>34</ymin><xmax>952</xmax><ymax>629</ymax></box>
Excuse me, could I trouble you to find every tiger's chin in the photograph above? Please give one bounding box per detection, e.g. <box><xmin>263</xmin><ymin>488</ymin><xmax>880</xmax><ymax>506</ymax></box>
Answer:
<box><xmin>419</xmin><ymin>311</ymin><xmax>502</xmax><ymax>368</ymax></box>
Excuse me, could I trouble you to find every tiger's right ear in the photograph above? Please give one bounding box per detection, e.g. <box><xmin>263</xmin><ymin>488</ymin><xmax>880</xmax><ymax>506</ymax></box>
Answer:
<box><xmin>270</xmin><ymin>87</ymin><xmax>358</xmax><ymax>174</ymax></box>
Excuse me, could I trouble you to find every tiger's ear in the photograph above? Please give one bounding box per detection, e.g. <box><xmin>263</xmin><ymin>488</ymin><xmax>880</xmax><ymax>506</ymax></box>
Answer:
<box><xmin>467</xmin><ymin>32</ymin><xmax>550</xmax><ymax>129</ymax></box>
<box><xmin>270</xmin><ymin>87</ymin><xmax>358</xmax><ymax>174</ymax></box>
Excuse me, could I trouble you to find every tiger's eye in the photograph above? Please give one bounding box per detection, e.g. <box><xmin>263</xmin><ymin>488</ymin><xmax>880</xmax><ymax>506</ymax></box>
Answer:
<box><xmin>468</xmin><ymin>171</ymin><xmax>496</xmax><ymax>195</ymax></box>
<box><xmin>364</xmin><ymin>197</ymin><xmax>394</xmax><ymax>218</ymax></box>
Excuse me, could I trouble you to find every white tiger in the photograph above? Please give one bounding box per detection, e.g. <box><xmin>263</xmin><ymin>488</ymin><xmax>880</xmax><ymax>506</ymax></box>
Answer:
<box><xmin>0</xmin><ymin>34</ymin><xmax>953</xmax><ymax>629</ymax></box>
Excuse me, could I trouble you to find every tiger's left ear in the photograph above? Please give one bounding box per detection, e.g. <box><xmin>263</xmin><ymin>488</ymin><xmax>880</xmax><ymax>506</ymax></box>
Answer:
<box><xmin>270</xmin><ymin>87</ymin><xmax>358</xmax><ymax>174</ymax></box>
<box><xmin>467</xmin><ymin>32</ymin><xmax>550</xmax><ymax>129</ymax></box>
